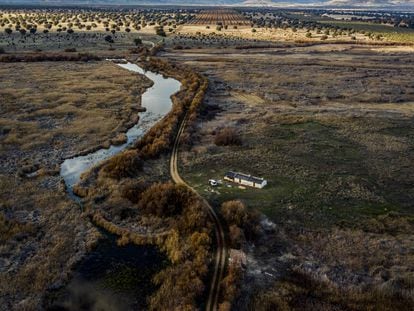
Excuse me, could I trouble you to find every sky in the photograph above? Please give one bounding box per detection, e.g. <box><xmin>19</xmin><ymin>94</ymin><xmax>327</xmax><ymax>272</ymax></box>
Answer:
<box><xmin>0</xmin><ymin>0</ymin><xmax>413</xmax><ymax>9</ymax></box>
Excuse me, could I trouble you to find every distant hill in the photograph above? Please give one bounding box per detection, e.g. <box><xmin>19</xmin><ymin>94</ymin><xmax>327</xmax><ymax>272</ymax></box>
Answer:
<box><xmin>0</xmin><ymin>0</ymin><xmax>413</xmax><ymax>10</ymax></box>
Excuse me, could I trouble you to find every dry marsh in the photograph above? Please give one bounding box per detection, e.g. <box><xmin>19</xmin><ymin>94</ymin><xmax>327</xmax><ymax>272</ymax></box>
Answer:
<box><xmin>0</xmin><ymin>60</ymin><xmax>152</xmax><ymax>309</ymax></box>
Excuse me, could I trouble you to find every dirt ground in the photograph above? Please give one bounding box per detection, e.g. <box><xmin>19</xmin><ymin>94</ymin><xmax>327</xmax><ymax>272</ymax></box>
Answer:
<box><xmin>0</xmin><ymin>61</ymin><xmax>151</xmax><ymax>310</ymax></box>
<box><xmin>164</xmin><ymin>44</ymin><xmax>414</xmax><ymax>309</ymax></box>
<box><xmin>176</xmin><ymin>24</ymin><xmax>374</xmax><ymax>44</ymax></box>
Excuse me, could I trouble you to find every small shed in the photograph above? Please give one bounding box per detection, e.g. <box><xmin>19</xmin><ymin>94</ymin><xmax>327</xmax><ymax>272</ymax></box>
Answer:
<box><xmin>224</xmin><ymin>171</ymin><xmax>267</xmax><ymax>189</ymax></box>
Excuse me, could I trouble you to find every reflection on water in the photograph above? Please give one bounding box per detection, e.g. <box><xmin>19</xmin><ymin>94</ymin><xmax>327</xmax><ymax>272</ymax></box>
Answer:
<box><xmin>45</xmin><ymin>239</ymin><xmax>167</xmax><ymax>311</ymax></box>
<box><xmin>60</xmin><ymin>62</ymin><xmax>181</xmax><ymax>197</ymax></box>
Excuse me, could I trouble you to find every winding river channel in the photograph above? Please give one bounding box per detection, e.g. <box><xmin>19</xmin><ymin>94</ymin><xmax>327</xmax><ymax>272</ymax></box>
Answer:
<box><xmin>60</xmin><ymin>61</ymin><xmax>181</xmax><ymax>196</ymax></box>
<box><xmin>51</xmin><ymin>61</ymin><xmax>181</xmax><ymax>310</ymax></box>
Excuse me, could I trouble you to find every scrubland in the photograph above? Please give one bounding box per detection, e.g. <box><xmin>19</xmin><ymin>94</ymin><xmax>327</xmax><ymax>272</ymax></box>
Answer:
<box><xmin>165</xmin><ymin>43</ymin><xmax>414</xmax><ymax>310</ymax></box>
<box><xmin>0</xmin><ymin>60</ymin><xmax>151</xmax><ymax>309</ymax></box>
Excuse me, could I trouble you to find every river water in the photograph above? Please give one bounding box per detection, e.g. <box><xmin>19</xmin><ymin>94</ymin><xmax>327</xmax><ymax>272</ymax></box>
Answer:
<box><xmin>60</xmin><ymin>61</ymin><xmax>181</xmax><ymax>196</ymax></box>
<box><xmin>49</xmin><ymin>61</ymin><xmax>181</xmax><ymax>310</ymax></box>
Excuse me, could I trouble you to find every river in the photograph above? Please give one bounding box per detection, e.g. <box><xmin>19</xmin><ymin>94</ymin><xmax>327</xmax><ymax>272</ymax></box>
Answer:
<box><xmin>48</xmin><ymin>60</ymin><xmax>181</xmax><ymax>310</ymax></box>
<box><xmin>60</xmin><ymin>61</ymin><xmax>181</xmax><ymax>197</ymax></box>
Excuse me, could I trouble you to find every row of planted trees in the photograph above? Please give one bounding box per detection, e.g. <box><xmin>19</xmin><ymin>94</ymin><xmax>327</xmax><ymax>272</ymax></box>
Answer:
<box><xmin>0</xmin><ymin>9</ymin><xmax>195</xmax><ymax>36</ymax></box>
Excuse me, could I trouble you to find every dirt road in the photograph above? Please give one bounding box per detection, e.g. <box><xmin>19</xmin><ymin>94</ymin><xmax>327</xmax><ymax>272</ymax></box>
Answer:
<box><xmin>170</xmin><ymin>113</ymin><xmax>227</xmax><ymax>311</ymax></box>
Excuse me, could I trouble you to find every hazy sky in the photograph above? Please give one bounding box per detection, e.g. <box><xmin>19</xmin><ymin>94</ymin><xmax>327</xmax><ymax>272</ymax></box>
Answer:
<box><xmin>0</xmin><ymin>0</ymin><xmax>413</xmax><ymax>8</ymax></box>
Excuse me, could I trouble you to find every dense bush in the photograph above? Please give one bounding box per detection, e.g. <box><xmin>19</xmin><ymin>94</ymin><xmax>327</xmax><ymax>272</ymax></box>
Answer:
<box><xmin>0</xmin><ymin>52</ymin><xmax>100</xmax><ymax>62</ymax></box>
<box><xmin>91</xmin><ymin>181</ymin><xmax>213</xmax><ymax>310</ymax></box>
<box><xmin>64</xmin><ymin>47</ymin><xmax>76</xmax><ymax>52</ymax></box>
<box><xmin>219</xmin><ymin>201</ymin><xmax>262</xmax><ymax>309</ymax></box>
<box><xmin>136</xmin><ymin>183</ymin><xmax>192</xmax><ymax>217</ymax></box>
<box><xmin>221</xmin><ymin>200</ymin><xmax>248</xmax><ymax>227</ymax></box>
<box><xmin>214</xmin><ymin>127</ymin><xmax>242</xmax><ymax>146</ymax></box>
<box><xmin>134</xmin><ymin>57</ymin><xmax>208</xmax><ymax>159</ymax></box>
<box><xmin>121</xmin><ymin>179</ymin><xmax>149</xmax><ymax>203</ymax></box>
<box><xmin>102</xmin><ymin>150</ymin><xmax>143</xmax><ymax>179</ymax></box>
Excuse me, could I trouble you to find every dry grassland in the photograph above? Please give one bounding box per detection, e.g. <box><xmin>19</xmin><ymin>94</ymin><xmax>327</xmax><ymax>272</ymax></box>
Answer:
<box><xmin>0</xmin><ymin>60</ymin><xmax>151</xmax><ymax>309</ymax></box>
<box><xmin>166</xmin><ymin>44</ymin><xmax>414</xmax><ymax>310</ymax></box>
<box><xmin>0</xmin><ymin>61</ymin><xmax>151</xmax><ymax>170</ymax></box>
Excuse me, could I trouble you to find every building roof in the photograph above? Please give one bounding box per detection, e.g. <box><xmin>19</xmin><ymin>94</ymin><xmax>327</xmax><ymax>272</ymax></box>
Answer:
<box><xmin>225</xmin><ymin>171</ymin><xmax>266</xmax><ymax>184</ymax></box>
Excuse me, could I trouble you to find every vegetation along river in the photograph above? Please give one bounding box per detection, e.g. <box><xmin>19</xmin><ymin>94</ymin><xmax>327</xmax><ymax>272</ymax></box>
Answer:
<box><xmin>50</xmin><ymin>61</ymin><xmax>181</xmax><ymax>310</ymax></box>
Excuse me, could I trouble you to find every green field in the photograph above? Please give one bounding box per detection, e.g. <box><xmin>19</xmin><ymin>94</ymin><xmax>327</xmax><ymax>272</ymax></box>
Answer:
<box><xmin>182</xmin><ymin>118</ymin><xmax>414</xmax><ymax>231</ymax></box>
<box><xmin>318</xmin><ymin>20</ymin><xmax>414</xmax><ymax>43</ymax></box>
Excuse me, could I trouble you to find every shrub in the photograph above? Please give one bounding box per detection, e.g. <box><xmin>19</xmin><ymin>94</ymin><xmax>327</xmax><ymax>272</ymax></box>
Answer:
<box><xmin>64</xmin><ymin>48</ymin><xmax>77</xmax><ymax>52</ymax></box>
<box><xmin>0</xmin><ymin>53</ymin><xmax>100</xmax><ymax>63</ymax></box>
<box><xmin>221</xmin><ymin>200</ymin><xmax>248</xmax><ymax>227</ymax></box>
<box><xmin>321</xmin><ymin>35</ymin><xmax>328</xmax><ymax>41</ymax></box>
<box><xmin>221</xmin><ymin>200</ymin><xmax>261</xmax><ymax>241</ymax></box>
<box><xmin>0</xmin><ymin>47</ymin><xmax>4</xmax><ymax>54</ymax></box>
<box><xmin>121</xmin><ymin>180</ymin><xmax>149</xmax><ymax>203</ymax></box>
<box><xmin>136</xmin><ymin>183</ymin><xmax>192</xmax><ymax>217</ymax></box>
<box><xmin>102</xmin><ymin>150</ymin><xmax>143</xmax><ymax>179</ymax></box>
<box><xmin>155</xmin><ymin>26</ymin><xmax>166</xmax><ymax>37</ymax></box>
<box><xmin>104</xmin><ymin>34</ymin><xmax>114</xmax><ymax>43</ymax></box>
<box><xmin>214</xmin><ymin>127</ymin><xmax>242</xmax><ymax>146</ymax></box>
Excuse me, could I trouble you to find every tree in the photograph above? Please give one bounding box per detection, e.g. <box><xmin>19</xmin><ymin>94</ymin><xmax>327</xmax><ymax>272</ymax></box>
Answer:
<box><xmin>104</xmin><ymin>35</ymin><xmax>114</xmax><ymax>43</ymax></box>
<box><xmin>155</xmin><ymin>26</ymin><xmax>166</xmax><ymax>37</ymax></box>
<box><xmin>4</xmin><ymin>28</ymin><xmax>12</xmax><ymax>35</ymax></box>
<box><xmin>29</xmin><ymin>28</ymin><xmax>36</xmax><ymax>35</ymax></box>
<box><xmin>220</xmin><ymin>201</ymin><xmax>248</xmax><ymax>227</ymax></box>
<box><xmin>133</xmin><ymin>37</ymin><xmax>142</xmax><ymax>46</ymax></box>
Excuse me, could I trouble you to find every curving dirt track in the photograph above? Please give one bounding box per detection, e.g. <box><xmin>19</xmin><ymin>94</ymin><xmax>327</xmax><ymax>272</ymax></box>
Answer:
<box><xmin>170</xmin><ymin>113</ymin><xmax>227</xmax><ymax>311</ymax></box>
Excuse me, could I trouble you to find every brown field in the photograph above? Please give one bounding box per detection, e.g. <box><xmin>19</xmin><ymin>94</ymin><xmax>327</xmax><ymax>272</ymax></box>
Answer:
<box><xmin>188</xmin><ymin>9</ymin><xmax>250</xmax><ymax>26</ymax></box>
<box><xmin>0</xmin><ymin>60</ymin><xmax>151</xmax><ymax>309</ymax></box>
<box><xmin>0</xmin><ymin>61</ymin><xmax>150</xmax><ymax>167</ymax></box>
<box><xmin>177</xmin><ymin>24</ymin><xmax>384</xmax><ymax>44</ymax></box>
<box><xmin>164</xmin><ymin>44</ymin><xmax>414</xmax><ymax>310</ymax></box>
